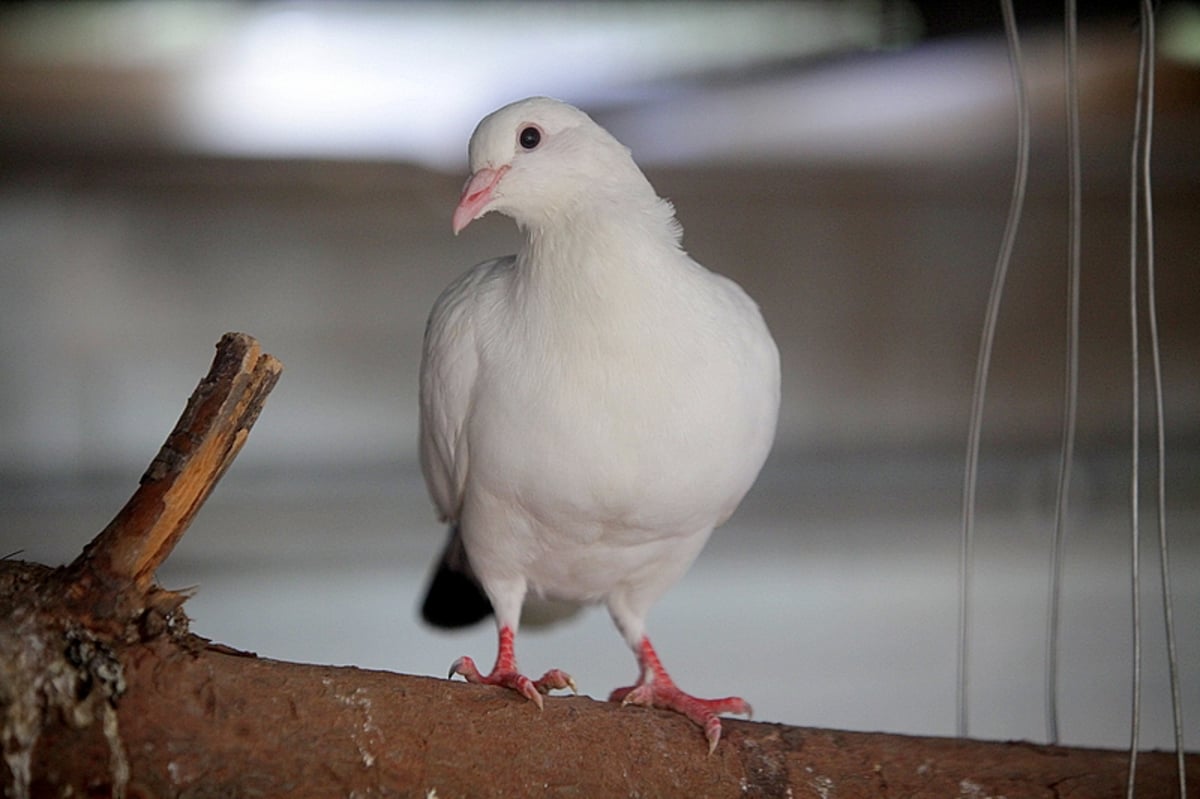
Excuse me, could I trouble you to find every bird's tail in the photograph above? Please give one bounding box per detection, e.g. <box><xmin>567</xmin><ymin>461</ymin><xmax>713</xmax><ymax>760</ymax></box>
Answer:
<box><xmin>419</xmin><ymin>524</ymin><xmax>494</xmax><ymax>628</ymax></box>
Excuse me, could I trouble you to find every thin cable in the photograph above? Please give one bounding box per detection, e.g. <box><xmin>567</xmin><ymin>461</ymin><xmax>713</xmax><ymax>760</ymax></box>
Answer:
<box><xmin>1137</xmin><ymin>3</ymin><xmax>1188</xmax><ymax>795</ymax></box>
<box><xmin>1046</xmin><ymin>0</ymin><xmax>1082</xmax><ymax>747</ymax></box>
<box><xmin>957</xmin><ymin>0</ymin><xmax>1030</xmax><ymax>738</ymax></box>
<box><xmin>1126</xmin><ymin>4</ymin><xmax>1152</xmax><ymax>794</ymax></box>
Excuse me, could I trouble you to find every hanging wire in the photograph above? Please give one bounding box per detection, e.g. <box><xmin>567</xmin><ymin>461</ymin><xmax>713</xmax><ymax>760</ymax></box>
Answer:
<box><xmin>957</xmin><ymin>0</ymin><xmax>1030</xmax><ymax>738</ymax></box>
<box><xmin>1125</xmin><ymin>2</ymin><xmax>1152</xmax><ymax>794</ymax></box>
<box><xmin>1046</xmin><ymin>0</ymin><xmax>1083</xmax><ymax>747</ymax></box>
<box><xmin>1137</xmin><ymin>1</ymin><xmax>1189</xmax><ymax>794</ymax></box>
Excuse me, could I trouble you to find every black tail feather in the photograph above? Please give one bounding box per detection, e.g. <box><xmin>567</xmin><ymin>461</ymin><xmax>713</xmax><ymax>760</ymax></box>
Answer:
<box><xmin>420</xmin><ymin>525</ymin><xmax>493</xmax><ymax>629</ymax></box>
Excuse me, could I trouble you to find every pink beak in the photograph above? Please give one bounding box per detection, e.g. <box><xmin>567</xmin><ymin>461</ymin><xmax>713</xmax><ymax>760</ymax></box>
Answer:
<box><xmin>452</xmin><ymin>165</ymin><xmax>509</xmax><ymax>235</ymax></box>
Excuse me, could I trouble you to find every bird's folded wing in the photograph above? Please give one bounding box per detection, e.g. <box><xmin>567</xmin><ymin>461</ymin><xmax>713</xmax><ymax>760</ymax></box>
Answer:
<box><xmin>418</xmin><ymin>256</ymin><xmax>513</xmax><ymax>522</ymax></box>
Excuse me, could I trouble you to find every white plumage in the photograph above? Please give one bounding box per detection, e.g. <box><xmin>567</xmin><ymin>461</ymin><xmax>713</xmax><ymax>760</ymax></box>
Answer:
<box><xmin>419</xmin><ymin>97</ymin><xmax>780</xmax><ymax>750</ymax></box>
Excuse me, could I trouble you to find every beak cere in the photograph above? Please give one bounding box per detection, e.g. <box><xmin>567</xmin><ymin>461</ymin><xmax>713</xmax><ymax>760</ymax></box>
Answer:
<box><xmin>452</xmin><ymin>165</ymin><xmax>509</xmax><ymax>235</ymax></box>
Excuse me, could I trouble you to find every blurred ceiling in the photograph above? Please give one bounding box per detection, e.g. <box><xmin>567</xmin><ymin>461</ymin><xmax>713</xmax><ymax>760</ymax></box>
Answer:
<box><xmin>1</xmin><ymin>1</ymin><xmax>1197</xmax><ymax>171</ymax></box>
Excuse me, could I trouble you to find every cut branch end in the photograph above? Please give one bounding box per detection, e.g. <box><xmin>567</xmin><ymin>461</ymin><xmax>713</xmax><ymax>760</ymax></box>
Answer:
<box><xmin>68</xmin><ymin>332</ymin><xmax>282</xmax><ymax>599</ymax></box>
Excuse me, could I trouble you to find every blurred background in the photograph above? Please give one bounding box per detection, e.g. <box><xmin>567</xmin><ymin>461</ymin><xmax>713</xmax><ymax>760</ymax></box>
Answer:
<box><xmin>1</xmin><ymin>1</ymin><xmax>1197</xmax><ymax>750</ymax></box>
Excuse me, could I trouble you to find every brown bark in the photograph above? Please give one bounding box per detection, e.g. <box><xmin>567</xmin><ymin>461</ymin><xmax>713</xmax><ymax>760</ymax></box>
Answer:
<box><xmin>1</xmin><ymin>333</ymin><xmax>1194</xmax><ymax>798</ymax></box>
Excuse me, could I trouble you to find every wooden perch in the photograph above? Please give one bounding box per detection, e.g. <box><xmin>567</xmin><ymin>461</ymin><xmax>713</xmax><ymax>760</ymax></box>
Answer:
<box><xmin>1</xmin><ymin>332</ymin><xmax>1195</xmax><ymax>798</ymax></box>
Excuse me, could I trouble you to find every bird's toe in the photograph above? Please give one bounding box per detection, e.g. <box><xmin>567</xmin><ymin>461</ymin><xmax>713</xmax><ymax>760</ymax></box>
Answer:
<box><xmin>614</xmin><ymin>683</ymin><xmax>655</xmax><ymax>708</ymax></box>
<box><xmin>449</xmin><ymin>657</ymin><xmax>578</xmax><ymax>711</ymax></box>
<box><xmin>448</xmin><ymin>656</ymin><xmax>481</xmax><ymax>681</ymax></box>
<box><xmin>535</xmin><ymin>668</ymin><xmax>577</xmax><ymax>695</ymax></box>
<box><xmin>612</xmin><ymin>679</ymin><xmax>749</xmax><ymax>752</ymax></box>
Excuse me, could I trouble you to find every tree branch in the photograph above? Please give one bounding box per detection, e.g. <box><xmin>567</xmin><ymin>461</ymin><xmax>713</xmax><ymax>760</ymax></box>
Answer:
<box><xmin>70</xmin><ymin>332</ymin><xmax>282</xmax><ymax>594</ymax></box>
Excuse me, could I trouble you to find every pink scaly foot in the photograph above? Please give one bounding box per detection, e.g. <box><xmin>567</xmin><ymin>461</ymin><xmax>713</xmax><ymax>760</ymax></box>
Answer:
<box><xmin>609</xmin><ymin>637</ymin><xmax>751</xmax><ymax>753</ymax></box>
<box><xmin>448</xmin><ymin>626</ymin><xmax>576</xmax><ymax>710</ymax></box>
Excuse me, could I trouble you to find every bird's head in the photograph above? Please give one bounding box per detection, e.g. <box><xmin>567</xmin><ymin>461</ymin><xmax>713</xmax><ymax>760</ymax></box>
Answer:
<box><xmin>451</xmin><ymin>97</ymin><xmax>661</xmax><ymax>236</ymax></box>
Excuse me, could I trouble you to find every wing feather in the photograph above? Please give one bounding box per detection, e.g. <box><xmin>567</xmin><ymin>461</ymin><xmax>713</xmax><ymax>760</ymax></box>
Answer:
<box><xmin>418</xmin><ymin>256</ymin><xmax>514</xmax><ymax>522</ymax></box>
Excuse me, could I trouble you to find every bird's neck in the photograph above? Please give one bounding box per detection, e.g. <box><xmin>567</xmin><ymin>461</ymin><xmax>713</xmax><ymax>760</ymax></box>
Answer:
<box><xmin>513</xmin><ymin>207</ymin><xmax>686</xmax><ymax>330</ymax></box>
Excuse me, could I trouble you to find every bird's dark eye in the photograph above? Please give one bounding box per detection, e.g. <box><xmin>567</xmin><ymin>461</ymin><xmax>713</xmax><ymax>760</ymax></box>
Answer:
<box><xmin>518</xmin><ymin>126</ymin><xmax>542</xmax><ymax>150</ymax></box>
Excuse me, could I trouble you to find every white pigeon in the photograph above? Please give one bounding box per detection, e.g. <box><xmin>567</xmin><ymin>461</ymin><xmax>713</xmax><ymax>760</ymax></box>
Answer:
<box><xmin>419</xmin><ymin>97</ymin><xmax>780</xmax><ymax>751</ymax></box>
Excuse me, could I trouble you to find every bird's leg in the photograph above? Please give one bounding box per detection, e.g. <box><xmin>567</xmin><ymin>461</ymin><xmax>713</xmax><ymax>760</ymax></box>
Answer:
<box><xmin>608</xmin><ymin>637</ymin><xmax>751</xmax><ymax>752</ymax></box>
<box><xmin>448</xmin><ymin>625</ymin><xmax>576</xmax><ymax>710</ymax></box>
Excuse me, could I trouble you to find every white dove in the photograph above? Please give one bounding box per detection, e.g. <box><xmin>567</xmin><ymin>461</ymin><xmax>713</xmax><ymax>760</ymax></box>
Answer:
<box><xmin>419</xmin><ymin>97</ymin><xmax>780</xmax><ymax>751</ymax></box>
